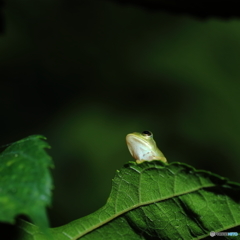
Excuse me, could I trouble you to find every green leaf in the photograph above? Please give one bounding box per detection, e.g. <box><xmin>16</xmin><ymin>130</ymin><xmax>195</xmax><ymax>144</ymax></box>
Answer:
<box><xmin>0</xmin><ymin>135</ymin><xmax>53</xmax><ymax>228</ymax></box>
<box><xmin>19</xmin><ymin>161</ymin><xmax>240</xmax><ymax>240</ymax></box>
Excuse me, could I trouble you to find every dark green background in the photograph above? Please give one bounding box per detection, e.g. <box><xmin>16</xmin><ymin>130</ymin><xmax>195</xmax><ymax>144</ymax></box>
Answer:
<box><xmin>1</xmin><ymin>0</ymin><xmax>240</xmax><ymax>228</ymax></box>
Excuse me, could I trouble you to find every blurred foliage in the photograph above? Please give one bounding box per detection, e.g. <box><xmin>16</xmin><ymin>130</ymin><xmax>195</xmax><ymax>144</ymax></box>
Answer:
<box><xmin>0</xmin><ymin>0</ymin><xmax>240</xmax><ymax>229</ymax></box>
<box><xmin>0</xmin><ymin>135</ymin><xmax>53</xmax><ymax>228</ymax></box>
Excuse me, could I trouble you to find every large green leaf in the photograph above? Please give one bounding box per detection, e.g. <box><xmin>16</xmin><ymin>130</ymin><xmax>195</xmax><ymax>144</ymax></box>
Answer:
<box><xmin>0</xmin><ymin>135</ymin><xmax>53</xmax><ymax>228</ymax></box>
<box><xmin>19</xmin><ymin>161</ymin><xmax>240</xmax><ymax>240</ymax></box>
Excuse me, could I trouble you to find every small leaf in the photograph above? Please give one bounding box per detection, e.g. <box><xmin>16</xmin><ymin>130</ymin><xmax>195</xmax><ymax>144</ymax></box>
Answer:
<box><xmin>19</xmin><ymin>161</ymin><xmax>240</xmax><ymax>240</ymax></box>
<box><xmin>0</xmin><ymin>135</ymin><xmax>53</xmax><ymax>228</ymax></box>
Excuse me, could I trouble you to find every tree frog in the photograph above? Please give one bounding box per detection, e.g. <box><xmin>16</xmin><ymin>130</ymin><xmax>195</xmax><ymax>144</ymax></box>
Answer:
<box><xmin>126</xmin><ymin>130</ymin><xmax>167</xmax><ymax>164</ymax></box>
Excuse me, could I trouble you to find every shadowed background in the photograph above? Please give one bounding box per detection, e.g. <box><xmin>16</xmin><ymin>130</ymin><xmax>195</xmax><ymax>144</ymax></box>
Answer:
<box><xmin>1</xmin><ymin>0</ymin><xmax>240</xmax><ymax>228</ymax></box>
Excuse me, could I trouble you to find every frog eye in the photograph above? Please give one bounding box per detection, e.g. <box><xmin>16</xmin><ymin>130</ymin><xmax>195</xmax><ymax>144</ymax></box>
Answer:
<box><xmin>142</xmin><ymin>130</ymin><xmax>153</xmax><ymax>137</ymax></box>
